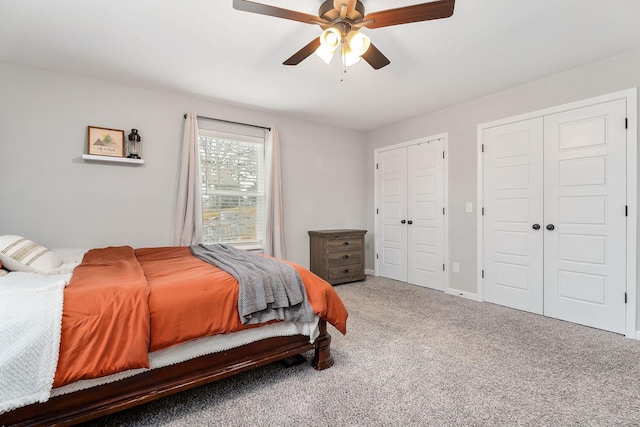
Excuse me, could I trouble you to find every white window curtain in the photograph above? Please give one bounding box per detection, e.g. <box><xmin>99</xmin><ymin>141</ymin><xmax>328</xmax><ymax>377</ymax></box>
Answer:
<box><xmin>173</xmin><ymin>112</ymin><xmax>203</xmax><ymax>245</ymax></box>
<box><xmin>264</xmin><ymin>128</ymin><xmax>285</xmax><ymax>258</ymax></box>
<box><xmin>174</xmin><ymin>115</ymin><xmax>285</xmax><ymax>256</ymax></box>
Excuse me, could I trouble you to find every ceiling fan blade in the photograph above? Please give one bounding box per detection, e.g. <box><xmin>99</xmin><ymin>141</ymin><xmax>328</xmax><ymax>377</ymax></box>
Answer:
<box><xmin>233</xmin><ymin>0</ymin><xmax>321</xmax><ymax>25</ymax></box>
<box><xmin>363</xmin><ymin>0</ymin><xmax>455</xmax><ymax>29</ymax></box>
<box><xmin>361</xmin><ymin>43</ymin><xmax>390</xmax><ymax>70</ymax></box>
<box><xmin>283</xmin><ymin>37</ymin><xmax>322</xmax><ymax>66</ymax></box>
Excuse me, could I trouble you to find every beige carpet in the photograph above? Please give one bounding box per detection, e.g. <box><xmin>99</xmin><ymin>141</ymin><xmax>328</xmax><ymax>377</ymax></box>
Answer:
<box><xmin>84</xmin><ymin>276</ymin><xmax>640</xmax><ymax>426</ymax></box>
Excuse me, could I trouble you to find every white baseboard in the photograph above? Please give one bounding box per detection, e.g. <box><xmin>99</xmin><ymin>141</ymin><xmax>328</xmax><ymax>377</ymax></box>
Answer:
<box><xmin>365</xmin><ymin>269</ymin><xmax>375</xmax><ymax>276</ymax></box>
<box><xmin>445</xmin><ymin>288</ymin><xmax>481</xmax><ymax>301</ymax></box>
<box><xmin>636</xmin><ymin>330</ymin><xmax>640</xmax><ymax>340</ymax></box>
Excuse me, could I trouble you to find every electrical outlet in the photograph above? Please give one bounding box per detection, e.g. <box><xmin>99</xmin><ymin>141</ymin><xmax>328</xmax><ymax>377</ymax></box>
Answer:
<box><xmin>453</xmin><ymin>262</ymin><xmax>460</xmax><ymax>273</ymax></box>
<box><xmin>466</xmin><ymin>202</ymin><xmax>473</xmax><ymax>213</ymax></box>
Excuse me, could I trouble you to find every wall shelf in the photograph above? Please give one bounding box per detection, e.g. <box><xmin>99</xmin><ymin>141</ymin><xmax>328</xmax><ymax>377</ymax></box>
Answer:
<box><xmin>82</xmin><ymin>154</ymin><xmax>144</xmax><ymax>165</ymax></box>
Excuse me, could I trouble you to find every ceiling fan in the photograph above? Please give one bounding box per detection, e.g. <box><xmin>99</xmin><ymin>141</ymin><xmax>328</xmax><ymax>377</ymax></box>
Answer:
<box><xmin>232</xmin><ymin>0</ymin><xmax>455</xmax><ymax>70</ymax></box>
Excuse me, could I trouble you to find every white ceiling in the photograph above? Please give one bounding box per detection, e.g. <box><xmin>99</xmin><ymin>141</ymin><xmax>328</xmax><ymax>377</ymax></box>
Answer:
<box><xmin>1</xmin><ymin>0</ymin><xmax>640</xmax><ymax>131</ymax></box>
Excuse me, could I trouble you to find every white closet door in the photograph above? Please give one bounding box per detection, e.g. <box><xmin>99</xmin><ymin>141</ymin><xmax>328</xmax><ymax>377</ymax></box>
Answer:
<box><xmin>543</xmin><ymin>99</ymin><xmax>627</xmax><ymax>333</ymax></box>
<box><xmin>377</xmin><ymin>147</ymin><xmax>408</xmax><ymax>282</ymax></box>
<box><xmin>483</xmin><ymin>118</ymin><xmax>544</xmax><ymax>314</ymax></box>
<box><xmin>407</xmin><ymin>140</ymin><xmax>445</xmax><ymax>290</ymax></box>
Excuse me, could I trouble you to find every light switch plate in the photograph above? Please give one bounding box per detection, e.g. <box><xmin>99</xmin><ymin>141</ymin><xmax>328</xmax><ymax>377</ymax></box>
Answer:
<box><xmin>466</xmin><ymin>202</ymin><xmax>473</xmax><ymax>213</ymax></box>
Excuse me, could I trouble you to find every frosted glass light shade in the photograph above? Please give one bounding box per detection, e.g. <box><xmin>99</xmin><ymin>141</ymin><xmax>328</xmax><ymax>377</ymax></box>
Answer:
<box><xmin>342</xmin><ymin>45</ymin><xmax>361</xmax><ymax>67</ymax></box>
<box><xmin>346</xmin><ymin>31</ymin><xmax>370</xmax><ymax>56</ymax></box>
<box><xmin>315</xmin><ymin>44</ymin><xmax>337</xmax><ymax>64</ymax></box>
<box><xmin>316</xmin><ymin>27</ymin><xmax>341</xmax><ymax>64</ymax></box>
<box><xmin>320</xmin><ymin>27</ymin><xmax>341</xmax><ymax>49</ymax></box>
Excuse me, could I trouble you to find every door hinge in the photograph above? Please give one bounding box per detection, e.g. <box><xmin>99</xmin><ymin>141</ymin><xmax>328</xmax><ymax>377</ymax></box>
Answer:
<box><xmin>625</xmin><ymin>205</ymin><xmax>628</xmax><ymax>216</ymax></box>
<box><xmin>376</xmin><ymin>253</ymin><xmax>379</xmax><ymax>259</ymax></box>
<box><xmin>443</xmin><ymin>264</ymin><xmax>445</xmax><ymax>271</ymax></box>
<box><xmin>482</xmin><ymin>269</ymin><xmax>485</xmax><ymax>278</ymax></box>
<box><xmin>376</xmin><ymin>208</ymin><xmax>379</xmax><ymax>214</ymax></box>
<box><xmin>481</xmin><ymin>144</ymin><xmax>484</xmax><ymax>153</ymax></box>
<box><xmin>376</xmin><ymin>163</ymin><xmax>379</xmax><ymax>170</ymax></box>
<box><xmin>442</xmin><ymin>151</ymin><xmax>445</xmax><ymax>159</ymax></box>
<box><xmin>625</xmin><ymin>118</ymin><xmax>628</xmax><ymax>129</ymax></box>
<box><xmin>625</xmin><ymin>292</ymin><xmax>627</xmax><ymax>304</ymax></box>
<box><xmin>443</xmin><ymin>207</ymin><xmax>445</xmax><ymax>215</ymax></box>
<box><xmin>482</xmin><ymin>207</ymin><xmax>485</xmax><ymax>216</ymax></box>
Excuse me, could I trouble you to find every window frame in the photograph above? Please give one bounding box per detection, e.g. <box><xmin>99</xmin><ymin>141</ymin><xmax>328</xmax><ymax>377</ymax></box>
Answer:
<box><xmin>198</xmin><ymin>128</ymin><xmax>265</xmax><ymax>250</ymax></box>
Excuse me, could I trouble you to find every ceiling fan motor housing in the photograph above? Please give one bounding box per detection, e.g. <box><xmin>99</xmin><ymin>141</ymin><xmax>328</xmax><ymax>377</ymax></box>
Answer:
<box><xmin>319</xmin><ymin>0</ymin><xmax>365</xmax><ymax>23</ymax></box>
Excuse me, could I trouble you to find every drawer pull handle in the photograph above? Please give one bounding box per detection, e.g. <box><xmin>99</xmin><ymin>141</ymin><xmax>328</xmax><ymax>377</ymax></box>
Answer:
<box><xmin>342</xmin><ymin>242</ymin><xmax>349</xmax><ymax>246</ymax></box>
<box><xmin>343</xmin><ymin>269</ymin><xmax>350</xmax><ymax>273</ymax></box>
<box><xmin>342</xmin><ymin>255</ymin><xmax>349</xmax><ymax>259</ymax></box>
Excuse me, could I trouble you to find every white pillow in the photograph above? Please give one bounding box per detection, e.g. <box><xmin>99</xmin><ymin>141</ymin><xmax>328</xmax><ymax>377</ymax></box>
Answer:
<box><xmin>0</xmin><ymin>235</ymin><xmax>62</xmax><ymax>274</ymax></box>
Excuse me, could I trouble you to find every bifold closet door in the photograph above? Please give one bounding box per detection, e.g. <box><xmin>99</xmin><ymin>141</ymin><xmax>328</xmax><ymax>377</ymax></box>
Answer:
<box><xmin>543</xmin><ymin>99</ymin><xmax>627</xmax><ymax>334</ymax></box>
<box><xmin>483</xmin><ymin>118</ymin><xmax>544</xmax><ymax>314</ymax></box>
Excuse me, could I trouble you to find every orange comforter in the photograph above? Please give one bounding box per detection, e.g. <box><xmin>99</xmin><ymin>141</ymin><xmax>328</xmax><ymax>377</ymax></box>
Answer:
<box><xmin>53</xmin><ymin>246</ymin><xmax>348</xmax><ymax>388</ymax></box>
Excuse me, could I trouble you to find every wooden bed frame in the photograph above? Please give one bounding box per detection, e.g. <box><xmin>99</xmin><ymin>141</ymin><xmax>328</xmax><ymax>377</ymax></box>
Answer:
<box><xmin>0</xmin><ymin>320</ymin><xmax>334</xmax><ymax>427</ymax></box>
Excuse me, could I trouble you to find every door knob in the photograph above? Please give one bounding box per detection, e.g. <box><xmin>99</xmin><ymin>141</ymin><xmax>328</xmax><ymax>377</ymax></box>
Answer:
<box><xmin>401</xmin><ymin>220</ymin><xmax>406</xmax><ymax>224</ymax></box>
<box><xmin>532</xmin><ymin>224</ymin><xmax>540</xmax><ymax>230</ymax></box>
<box><xmin>546</xmin><ymin>224</ymin><xmax>555</xmax><ymax>231</ymax></box>
<box><xmin>407</xmin><ymin>220</ymin><xmax>413</xmax><ymax>225</ymax></box>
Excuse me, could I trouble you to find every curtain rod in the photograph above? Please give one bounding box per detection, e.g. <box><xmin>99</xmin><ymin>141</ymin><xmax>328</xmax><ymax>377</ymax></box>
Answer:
<box><xmin>183</xmin><ymin>114</ymin><xmax>271</xmax><ymax>131</ymax></box>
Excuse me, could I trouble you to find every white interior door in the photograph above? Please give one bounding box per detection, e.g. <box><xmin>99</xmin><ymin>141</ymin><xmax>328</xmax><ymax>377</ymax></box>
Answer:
<box><xmin>483</xmin><ymin>118</ymin><xmax>544</xmax><ymax>314</ymax></box>
<box><xmin>543</xmin><ymin>99</ymin><xmax>627</xmax><ymax>334</ymax></box>
<box><xmin>407</xmin><ymin>141</ymin><xmax>445</xmax><ymax>290</ymax></box>
<box><xmin>377</xmin><ymin>147</ymin><xmax>408</xmax><ymax>282</ymax></box>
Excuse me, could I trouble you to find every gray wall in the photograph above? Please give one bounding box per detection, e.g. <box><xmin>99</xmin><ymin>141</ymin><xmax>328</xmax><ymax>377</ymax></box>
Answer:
<box><xmin>0</xmin><ymin>61</ymin><xmax>367</xmax><ymax>268</ymax></box>
<box><xmin>2</xmin><ymin>48</ymin><xmax>640</xmax><ymax>330</ymax></box>
<box><xmin>365</xmin><ymin>48</ymin><xmax>640</xmax><ymax>329</ymax></box>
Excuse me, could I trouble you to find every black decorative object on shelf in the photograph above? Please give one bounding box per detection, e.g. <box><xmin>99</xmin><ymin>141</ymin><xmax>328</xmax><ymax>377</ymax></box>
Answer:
<box><xmin>127</xmin><ymin>129</ymin><xmax>141</xmax><ymax>159</ymax></box>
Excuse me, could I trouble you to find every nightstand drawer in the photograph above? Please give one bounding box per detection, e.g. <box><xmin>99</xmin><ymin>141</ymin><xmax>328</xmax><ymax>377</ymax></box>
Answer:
<box><xmin>328</xmin><ymin>264</ymin><xmax>364</xmax><ymax>281</ymax></box>
<box><xmin>328</xmin><ymin>250</ymin><xmax>362</xmax><ymax>266</ymax></box>
<box><xmin>327</xmin><ymin>237</ymin><xmax>363</xmax><ymax>252</ymax></box>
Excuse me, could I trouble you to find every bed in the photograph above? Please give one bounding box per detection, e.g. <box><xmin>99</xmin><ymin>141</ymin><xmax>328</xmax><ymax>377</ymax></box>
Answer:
<box><xmin>0</xmin><ymin>238</ymin><xmax>348</xmax><ymax>426</ymax></box>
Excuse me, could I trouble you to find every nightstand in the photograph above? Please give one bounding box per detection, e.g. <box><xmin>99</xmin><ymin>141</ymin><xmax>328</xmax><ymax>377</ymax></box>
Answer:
<box><xmin>308</xmin><ymin>229</ymin><xmax>367</xmax><ymax>285</ymax></box>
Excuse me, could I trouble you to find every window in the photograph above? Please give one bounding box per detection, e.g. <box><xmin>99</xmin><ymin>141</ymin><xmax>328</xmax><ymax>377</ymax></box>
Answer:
<box><xmin>198</xmin><ymin>129</ymin><xmax>265</xmax><ymax>248</ymax></box>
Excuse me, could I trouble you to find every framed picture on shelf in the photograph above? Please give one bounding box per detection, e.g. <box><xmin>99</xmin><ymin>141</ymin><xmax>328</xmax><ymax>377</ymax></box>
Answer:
<box><xmin>87</xmin><ymin>126</ymin><xmax>125</xmax><ymax>157</ymax></box>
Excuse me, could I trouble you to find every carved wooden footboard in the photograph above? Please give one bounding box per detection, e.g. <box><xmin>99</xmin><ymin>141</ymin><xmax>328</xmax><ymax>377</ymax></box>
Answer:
<box><xmin>0</xmin><ymin>320</ymin><xmax>333</xmax><ymax>427</ymax></box>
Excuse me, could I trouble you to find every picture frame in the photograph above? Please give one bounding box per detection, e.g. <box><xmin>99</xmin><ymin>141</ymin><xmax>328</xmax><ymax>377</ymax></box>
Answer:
<box><xmin>87</xmin><ymin>126</ymin><xmax>125</xmax><ymax>157</ymax></box>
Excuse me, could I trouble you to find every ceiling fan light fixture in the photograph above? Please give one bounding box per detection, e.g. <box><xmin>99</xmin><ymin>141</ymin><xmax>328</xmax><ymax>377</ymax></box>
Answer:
<box><xmin>316</xmin><ymin>27</ymin><xmax>341</xmax><ymax>64</ymax></box>
<box><xmin>346</xmin><ymin>31</ymin><xmax>370</xmax><ymax>56</ymax></box>
<box><xmin>315</xmin><ymin>44</ymin><xmax>337</xmax><ymax>64</ymax></box>
<box><xmin>341</xmin><ymin>44</ymin><xmax>361</xmax><ymax>67</ymax></box>
<box><xmin>319</xmin><ymin>27</ymin><xmax>341</xmax><ymax>50</ymax></box>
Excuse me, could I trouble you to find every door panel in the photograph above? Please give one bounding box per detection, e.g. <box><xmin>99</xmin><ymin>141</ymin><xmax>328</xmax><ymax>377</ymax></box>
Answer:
<box><xmin>483</xmin><ymin>118</ymin><xmax>544</xmax><ymax>314</ymax></box>
<box><xmin>543</xmin><ymin>99</ymin><xmax>627</xmax><ymax>334</ymax></box>
<box><xmin>408</xmin><ymin>141</ymin><xmax>444</xmax><ymax>290</ymax></box>
<box><xmin>377</xmin><ymin>148</ymin><xmax>407</xmax><ymax>281</ymax></box>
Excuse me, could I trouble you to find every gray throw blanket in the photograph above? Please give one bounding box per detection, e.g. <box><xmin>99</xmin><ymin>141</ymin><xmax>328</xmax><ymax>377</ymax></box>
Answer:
<box><xmin>190</xmin><ymin>244</ymin><xmax>315</xmax><ymax>325</ymax></box>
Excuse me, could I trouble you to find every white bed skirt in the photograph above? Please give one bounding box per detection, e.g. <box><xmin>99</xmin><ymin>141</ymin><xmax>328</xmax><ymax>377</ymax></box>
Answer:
<box><xmin>51</xmin><ymin>317</ymin><xmax>320</xmax><ymax>397</ymax></box>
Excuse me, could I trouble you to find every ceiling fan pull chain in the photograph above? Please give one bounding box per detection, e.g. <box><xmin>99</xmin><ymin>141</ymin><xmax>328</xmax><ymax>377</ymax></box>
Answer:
<box><xmin>340</xmin><ymin>41</ymin><xmax>347</xmax><ymax>81</ymax></box>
